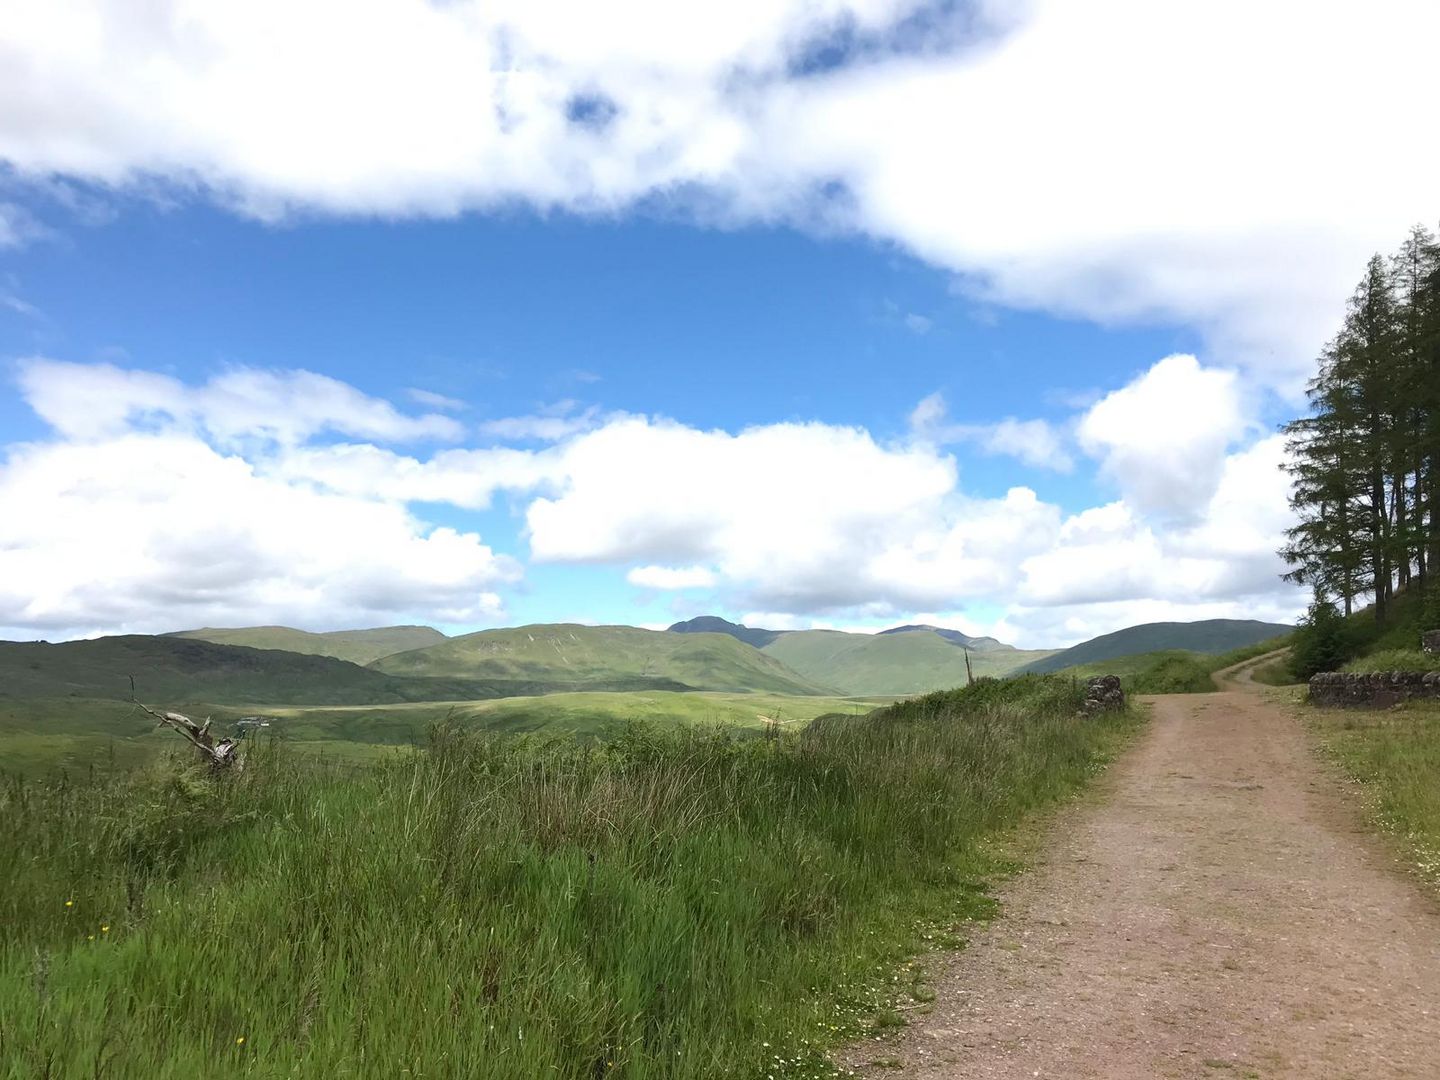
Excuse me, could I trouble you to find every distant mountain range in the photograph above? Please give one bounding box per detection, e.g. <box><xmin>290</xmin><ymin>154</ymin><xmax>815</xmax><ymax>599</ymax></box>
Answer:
<box><xmin>1014</xmin><ymin>619</ymin><xmax>1293</xmax><ymax>676</ymax></box>
<box><xmin>665</xmin><ymin>615</ymin><xmax>1051</xmax><ymax>695</ymax></box>
<box><xmin>370</xmin><ymin>624</ymin><xmax>831</xmax><ymax>696</ymax></box>
<box><xmin>667</xmin><ymin>615</ymin><xmax>1008</xmax><ymax>652</ymax></box>
<box><xmin>2</xmin><ymin>616</ymin><xmax>1295</xmax><ymax>712</ymax></box>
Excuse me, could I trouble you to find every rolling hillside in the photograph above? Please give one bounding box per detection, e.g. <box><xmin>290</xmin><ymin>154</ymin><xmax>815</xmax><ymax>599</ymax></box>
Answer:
<box><xmin>0</xmin><ymin>635</ymin><xmax>688</xmax><ymax>707</ymax></box>
<box><xmin>371</xmin><ymin>624</ymin><xmax>832</xmax><ymax>695</ymax></box>
<box><xmin>1016</xmin><ymin>619</ymin><xmax>1293</xmax><ymax>675</ymax></box>
<box><xmin>762</xmin><ymin>628</ymin><xmax>1055</xmax><ymax>696</ymax></box>
<box><xmin>169</xmin><ymin>624</ymin><xmax>446</xmax><ymax>665</ymax></box>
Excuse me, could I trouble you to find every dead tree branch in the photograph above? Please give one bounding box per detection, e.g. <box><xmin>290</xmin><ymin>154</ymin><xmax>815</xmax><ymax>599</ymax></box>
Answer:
<box><xmin>129</xmin><ymin>675</ymin><xmax>242</xmax><ymax>772</ymax></box>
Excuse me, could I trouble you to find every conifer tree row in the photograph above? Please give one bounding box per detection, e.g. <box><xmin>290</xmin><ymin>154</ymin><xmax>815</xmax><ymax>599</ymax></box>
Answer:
<box><xmin>1281</xmin><ymin>224</ymin><xmax>1440</xmax><ymax>624</ymax></box>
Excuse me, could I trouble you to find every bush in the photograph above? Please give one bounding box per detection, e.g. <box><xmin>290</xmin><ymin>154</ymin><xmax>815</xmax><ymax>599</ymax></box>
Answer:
<box><xmin>1290</xmin><ymin>599</ymin><xmax>1357</xmax><ymax>680</ymax></box>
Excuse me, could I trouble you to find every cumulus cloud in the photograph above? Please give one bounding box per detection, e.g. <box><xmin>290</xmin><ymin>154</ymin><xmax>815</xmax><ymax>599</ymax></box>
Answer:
<box><xmin>478</xmin><ymin>401</ymin><xmax>604</xmax><ymax>442</ymax></box>
<box><xmin>0</xmin><ymin>434</ymin><xmax>518</xmax><ymax>636</ymax></box>
<box><xmin>1</xmin><ymin>356</ymin><xmax>1304</xmax><ymax>642</ymax></box>
<box><xmin>18</xmin><ymin>359</ymin><xmax>464</xmax><ymax>444</ymax></box>
<box><xmin>911</xmin><ymin>391</ymin><xmax>1072</xmax><ymax>471</ymax></box>
<box><xmin>1076</xmin><ymin>354</ymin><xmax>1250</xmax><ymax>519</ymax></box>
<box><xmin>626</xmin><ymin>565</ymin><xmax>718</xmax><ymax>590</ymax></box>
<box><xmin>3</xmin><ymin>1</ymin><xmax>1437</xmax><ymax>381</ymax></box>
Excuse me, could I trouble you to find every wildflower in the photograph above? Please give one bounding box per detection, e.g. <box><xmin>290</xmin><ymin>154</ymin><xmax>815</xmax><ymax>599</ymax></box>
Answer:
<box><xmin>101</xmin><ymin>925</ymin><xmax>110</xmax><ymax>933</ymax></box>
<box><xmin>87</xmin><ymin>935</ymin><xmax>95</xmax><ymax>941</ymax></box>
<box><xmin>236</xmin><ymin>1037</ymin><xmax>246</xmax><ymax>1046</ymax></box>
<box><xmin>64</xmin><ymin>900</ymin><xmax>73</xmax><ymax>908</ymax></box>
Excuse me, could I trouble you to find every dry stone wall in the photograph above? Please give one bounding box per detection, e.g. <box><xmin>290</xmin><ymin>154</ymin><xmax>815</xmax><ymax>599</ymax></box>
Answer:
<box><xmin>1308</xmin><ymin>670</ymin><xmax>1440</xmax><ymax>708</ymax></box>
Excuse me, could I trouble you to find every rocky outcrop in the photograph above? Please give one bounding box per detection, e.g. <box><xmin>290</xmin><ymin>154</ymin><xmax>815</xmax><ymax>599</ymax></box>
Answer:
<box><xmin>1083</xmin><ymin>675</ymin><xmax>1125</xmax><ymax>715</ymax></box>
<box><xmin>1308</xmin><ymin>670</ymin><xmax>1440</xmax><ymax>708</ymax></box>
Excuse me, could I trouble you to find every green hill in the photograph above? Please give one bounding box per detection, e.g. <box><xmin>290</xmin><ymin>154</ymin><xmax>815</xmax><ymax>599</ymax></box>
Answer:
<box><xmin>168</xmin><ymin>625</ymin><xmax>446</xmax><ymax>665</ymax></box>
<box><xmin>1016</xmin><ymin>619</ymin><xmax>1293</xmax><ymax>676</ymax></box>
<box><xmin>761</xmin><ymin>628</ymin><xmax>1055</xmax><ymax>696</ymax></box>
<box><xmin>371</xmin><ymin>624</ymin><xmax>832</xmax><ymax>695</ymax></box>
<box><xmin>0</xmin><ymin>635</ymin><xmax>691</xmax><ymax>708</ymax></box>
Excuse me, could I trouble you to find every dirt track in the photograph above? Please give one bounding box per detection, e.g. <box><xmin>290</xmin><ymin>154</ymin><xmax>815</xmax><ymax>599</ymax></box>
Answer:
<box><xmin>842</xmin><ymin>656</ymin><xmax>1440</xmax><ymax>1078</ymax></box>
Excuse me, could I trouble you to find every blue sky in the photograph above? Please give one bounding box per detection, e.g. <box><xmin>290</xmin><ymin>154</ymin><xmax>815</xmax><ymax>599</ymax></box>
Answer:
<box><xmin>1</xmin><ymin>0</ymin><xmax>1436</xmax><ymax>646</ymax></box>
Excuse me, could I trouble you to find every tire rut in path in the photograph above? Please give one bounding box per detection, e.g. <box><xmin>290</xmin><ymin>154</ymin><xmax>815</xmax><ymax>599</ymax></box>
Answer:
<box><xmin>841</xmin><ymin>678</ymin><xmax>1440</xmax><ymax>1078</ymax></box>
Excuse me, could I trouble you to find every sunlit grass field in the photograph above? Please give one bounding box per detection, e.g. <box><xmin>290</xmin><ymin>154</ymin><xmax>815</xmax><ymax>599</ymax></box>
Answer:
<box><xmin>0</xmin><ymin>677</ymin><xmax>1140</xmax><ymax>1078</ymax></box>
<box><xmin>1309</xmin><ymin>700</ymin><xmax>1440</xmax><ymax>890</ymax></box>
<box><xmin>0</xmin><ymin>690</ymin><xmax>888</xmax><ymax>778</ymax></box>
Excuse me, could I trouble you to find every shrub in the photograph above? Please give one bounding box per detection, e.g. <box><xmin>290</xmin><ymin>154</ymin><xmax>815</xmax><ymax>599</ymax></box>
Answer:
<box><xmin>1290</xmin><ymin>599</ymin><xmax>1357</xmax><ymax>680</ymax></box>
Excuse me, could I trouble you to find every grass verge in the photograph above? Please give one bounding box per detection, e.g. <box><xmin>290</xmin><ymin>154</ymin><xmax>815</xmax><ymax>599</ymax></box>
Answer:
<box><xmin>0</xmin><ymin>677</ymin><xmax>1140</xmax><ymax>1079</ymax></box>
<box><xmin>1308</xmin><ymin>701</ymin><xmax>1440</xmax><ymax>890</ymax></box>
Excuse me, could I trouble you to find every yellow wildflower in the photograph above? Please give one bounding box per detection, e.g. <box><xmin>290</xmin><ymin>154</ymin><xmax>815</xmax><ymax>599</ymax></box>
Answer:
<box><xmin>236</xmin><ymin>1037</ymin><xmax>246</xmax><ymax>1046</ymax></box>
<box><xmin>64</xmin><ymin>900</ymin><xmax>73</xmax><ymax>908</ymax></box>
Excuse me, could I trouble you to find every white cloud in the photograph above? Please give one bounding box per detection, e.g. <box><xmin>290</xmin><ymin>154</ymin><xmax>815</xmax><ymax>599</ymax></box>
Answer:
<box><xmin>626</xmin><ymin>565</ymin><xmax>718</xmax><ymax>590</ymax></box>
<box><xmin>0</xmin><ymin>434</ymin><xmax>518</xmax><ymax>636</ymax></box>
<box><xmin>17</xmin><ymin>359</ymin><xmax>464</xmax><ymax>444</ymax></box>
<box><xmin>903</xmin><ymin>312</ymin><xmax>932</xmax><ymax>334</ymax></box>
<box><xmin>0</xmin><ymin>201</ymin><xmax>48</xmax><ymax>248</ymax></box>
<box><xmin>267</xmin><ymin>443</ymin><xmax>561</xmax><ymax>509</ymax></box>
<box><xmin>478</xmin><ymin>402</ymin><xmax>603</xmax><ymax>442</ymax></box>
<box><xmin>3</xmin><ymin>1</ymin><xmax>1437</xmax><ymax>381</ymax></box>
<box><xmin>407</xmin><ymin>387</ymin><xmax>467</xmax><ymax>411</ymax></box>
<box><xmin>911</xmin><ymin>391</ymin><xmax>1072</xmax><ymax>471</ymax></box>
<box><xmin>1076</xmin><ymin>354</ymin><xmax>1250</xmax><ymax>519</ymax></box>
<box><xmin>2</xmin><ymin>356</ymin><xmax>1305</xmax><ymax>642</ymax></box>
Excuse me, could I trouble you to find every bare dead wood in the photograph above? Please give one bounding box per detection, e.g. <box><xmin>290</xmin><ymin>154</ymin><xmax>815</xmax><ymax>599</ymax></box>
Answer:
<box><xmin>129</xmin><ymin>675</ymin><xmax>242</xmax><ymax>772</ymax></box>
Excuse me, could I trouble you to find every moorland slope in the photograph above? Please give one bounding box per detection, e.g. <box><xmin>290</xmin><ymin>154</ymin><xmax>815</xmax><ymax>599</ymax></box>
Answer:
<box><xmin>1017</xmin><ymin>618</ymin><xmax>1292</xmax><ymax>676</ymax></box>
<box><xmin>170</xmin><ymin>624</ymin><xmax>445</xmax><ymax>665</ymax></box>
<box><xmin>370</xmin><ymin>623</ymin><xmax>832</xmax><ymax>695</ymax></box>
<box><xmin>763</xmin><ymin>628</ymin><xmax>1055</xmax><ymax>695</ymax></box>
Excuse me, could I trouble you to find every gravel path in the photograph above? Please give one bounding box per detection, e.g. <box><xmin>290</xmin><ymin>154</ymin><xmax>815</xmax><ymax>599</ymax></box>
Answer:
<box><xmin>841</xmin><ymin>657</ymin><xmax>1440</xmax><ymax>1078</ymax></box>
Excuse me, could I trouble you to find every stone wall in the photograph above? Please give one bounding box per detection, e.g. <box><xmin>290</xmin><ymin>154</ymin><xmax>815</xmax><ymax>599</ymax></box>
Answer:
<box><xmin>1308</xmin><ymin>670</ymin><xmax>1440</xmax><ymax>708</ymax></box>
<box><xmin>1082</xmin><ymin>674</ymin><xmax>1125</xmax><ymax>714</ymax></box>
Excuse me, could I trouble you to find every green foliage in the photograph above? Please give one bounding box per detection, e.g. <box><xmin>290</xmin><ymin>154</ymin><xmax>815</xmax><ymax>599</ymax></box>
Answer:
<box><xmin>761</xmin><ymin>629</ymin><xmax>1055</xmax><ymax>695</ymax></box>
<box><xmin>1281</xmin><ymin>225</ymin><xmax>1440</xmax><ymax>622</ymax></box>
<box><xmin>1249</xmin><ymin>658</ymin><xmax>1301</xmax><ymax>686</ymax></box>
<box><xmin>1290</xmin><ymin>600</ymin><xmax>1357</xmax><ymax>680</ymax></box>
<box><xmin>1342</xmin><ymin>649</ymin><xmax>1440</xmax><ymax>674</ymax></box>
<box><xmin>371</xmin><ymin>624</ymin><xmax>832</xmax><ymax>696</ymax></box>
<box><xmin>0</xmin><ymin>686</ymin><xmax>1140</xmax><ymax>1078</ymax></box>
<box><xmin>1124</xmin><ymin>654</ymin><xmax>1216</xmax><ymax>694</ymax></box>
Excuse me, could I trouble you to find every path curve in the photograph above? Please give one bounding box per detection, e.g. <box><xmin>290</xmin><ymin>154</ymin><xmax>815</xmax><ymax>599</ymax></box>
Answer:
<box><xmin>842</xmin><ymin>666</ymin><xmax>1440</xmax><ymax>1078</ymax></box>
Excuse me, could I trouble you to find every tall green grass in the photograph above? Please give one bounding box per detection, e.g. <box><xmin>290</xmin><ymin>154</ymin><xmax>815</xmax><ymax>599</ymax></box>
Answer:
<box><xmin>1310</xmin><ymin>703</ymin><xmax>1440</xmax><ymax>889</ymax></box>
<box><xmin>0</xmin><ymin>679</ymin><xmax>1137</xmax><ymax>1079</ymax></box>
